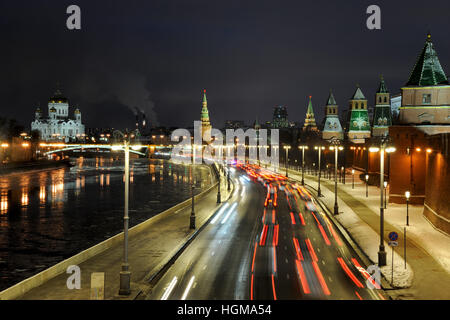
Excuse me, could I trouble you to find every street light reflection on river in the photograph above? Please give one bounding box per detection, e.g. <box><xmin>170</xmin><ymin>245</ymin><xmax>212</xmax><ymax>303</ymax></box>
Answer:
<box><xmin>0</xmin><ymin>156</ymin><xmax>212</xmax><ymax>292</ymax></box>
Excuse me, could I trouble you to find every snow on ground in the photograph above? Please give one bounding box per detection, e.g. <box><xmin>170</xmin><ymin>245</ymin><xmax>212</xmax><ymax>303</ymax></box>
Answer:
<box><xmin>335</xmin><ymin>169</ymin><xmax>450</xmax><ymax>274</ymax></box>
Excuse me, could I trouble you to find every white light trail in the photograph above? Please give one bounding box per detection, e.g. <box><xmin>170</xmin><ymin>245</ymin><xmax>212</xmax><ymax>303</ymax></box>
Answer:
<box><xmin>240</xmin><ymin>186</ymin><xmax>246</xmax><ymax>197</ymax></box>
<box><xmin>221</xmin><ymin>202</ymin><xmax>238</xmax><ymax>224</ymax></box>
<box><xmin>160</xmin><ymin>276</ymin><xmax>178</xmax><ymax>300</ymax></box>
<box><xmin>181</xmin><ymin>276</ymin><xmax>195</xmax><ymax>300</ymax></box>
<box><xmin>210</xmin><ymin>203</ymin><xmax>230</xmax><ymax>224</ymax></box>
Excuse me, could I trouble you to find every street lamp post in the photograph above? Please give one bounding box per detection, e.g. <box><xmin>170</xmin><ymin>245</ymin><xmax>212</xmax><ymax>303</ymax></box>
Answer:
<box><xmin>283</xmin><ymin>145</ymin><xmax>291</xmax><ymax>177</ymax></box>
<box><xmin>405</xmin><ymin>191</ymin><xmax>410</xmax><ymax>226</ymax></box>
<box><xmin>384</xmin><ymin>181</ymin><xmax>388</xmax><ymax>209</ymax></box>
<box><xmin>298</xmin><ymin>145</ymin><xmax>307</xmax><ymax>186</ymax></box>
<box><xmin>217</xmin><ymin>169</ymin><xmax>221</xmax><ymax>203</ymax></box>
<box><xmin>111</xmin><ymin>129</ymin><xmax>142</xmax><ymax>296</ymax></box>
<box><xmin>314</xmin><ymin>146</ymin><xmax>325</xmax><ymax>197</ymax></box>
<box><xmin>330</xmin><ymin>139</ymin><xmax>343</xmax><ymax>215</ymax></box>
<box><xmin>352</xmin><ymin>169</ymin><xmax>355</xmax><ymax>189</ymax></box>
<box><xmin>227</xmin><ymin>167</ymin><xmax>231</xmax><ymax>191</ymax></box>
<box><xmin>190</xmin><ymin>144</ymin><xmax>196</xmax><ymax>229</ymax></box>
<box><xmin>369</xmin><ymin>136</ymin><xmax>396</xmax><ymax>267</ymax></box>
<box><xmin>365</xmin><ymin>174</ymin><xmax>369</xmax><ymax>197</ymax></box>
<box><xmin>119</xmin><ymin>139</ymin><xmax>131</xmax><ymax>295</ymax></box>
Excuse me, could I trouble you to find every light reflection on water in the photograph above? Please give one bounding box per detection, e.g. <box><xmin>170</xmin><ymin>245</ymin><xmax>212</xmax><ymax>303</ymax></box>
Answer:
<box><xmin>0</xmin><ymin>157</ymin><xmax>212</xmax><ymax>291</ymax></box>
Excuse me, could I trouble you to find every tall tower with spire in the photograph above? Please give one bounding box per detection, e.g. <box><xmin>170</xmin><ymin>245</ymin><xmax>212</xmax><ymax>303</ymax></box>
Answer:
<box><xmin>322</xmin><ymin>90</ymin><xmax>343</xmax><ymax>140</ymax></box>
<box><xmin>200</xmin><ymin>89</ymin><xmax>212</xmax><ymax>143</ymax></box>
<box><xmin>303</xmin><ymin>96</ymin><xmax>318</xmax><ymax>132</ymax></box>
<box><xmin>399</xmin><ymin>32</ymin><xmax>450</xmax><ymax>125</ymax></box>
<box><xmin>372</xmin><ymin>75</ymin><xmax>392</xmax><ymax>136</ymax></box>
<box><xmin>347</xmin><ymin>85</ymin><xmax>371</xmax><ymax>143</ymax></box>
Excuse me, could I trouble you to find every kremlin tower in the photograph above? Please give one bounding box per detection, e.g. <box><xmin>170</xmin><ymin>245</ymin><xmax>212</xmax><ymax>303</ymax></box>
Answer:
<box><xmin>302</xmin><ymin>96</ymin><xmax>318</xmax><ymax>132</ymax></box>
<box><xmin>200</xmin><ymin>89</ymin><xmax>212</xmax><ymax>143</ymax></box>
<box><xmin>347</xmin><ymin>85</ymin><xmax>371</xmax><ymax>143</ymax></box>
<box><xmin>399</xmin><ymin>33</ymin><xmax>450</xmax><ymax>125</ymax></box>
<box><xmin>372</xmin><ymin>75</ymin><xmax>392</xmax><ymax>136</ymax></box>
<box><xmin>322</xmin><ymin>90</ymin><xmax>343</xmax><ymax>140</ymax></box>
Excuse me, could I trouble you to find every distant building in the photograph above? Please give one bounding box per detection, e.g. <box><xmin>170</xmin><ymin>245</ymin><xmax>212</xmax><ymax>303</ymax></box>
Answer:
<box><xmin>272</xmin><ymin>105</ymin><xmax>289</xmax><ymax>129</ymax></box>
<box><xmin>31</xmin><ymin>88</ymin><xmax>85</xmax><ymax>142</ymax></box>
<box><xmin>303</xmin><ymin>96</ymin><xmax>318</xmax><ymax>132</ymax></box>
<box><xmin>225</xmin><ymin>120</ymin><xmax>245</xmax><ymax>130</ymax></box>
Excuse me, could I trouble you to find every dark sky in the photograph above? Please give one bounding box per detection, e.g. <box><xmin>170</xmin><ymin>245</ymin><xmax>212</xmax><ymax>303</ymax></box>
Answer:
<box><xmin>1</xmin><ymin>0</ymin><xmax>449</xmax><ymax>130</ymax></box>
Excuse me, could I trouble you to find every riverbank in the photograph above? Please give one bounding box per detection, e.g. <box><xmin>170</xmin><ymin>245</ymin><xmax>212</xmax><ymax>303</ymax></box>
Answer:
<box><xmin>0</xmin><ymin>157</ymin><xmax>214</xmax><ymax>294</ymax></box>
<box><xmin>0</xmin><ymin>159</ymin><xmax>73</xmax><ymax>176</ymax></box>
<box><xmin>0</xmin><ymin>163</ymin><xmax>231</xmax><ymax>300</ymax></box>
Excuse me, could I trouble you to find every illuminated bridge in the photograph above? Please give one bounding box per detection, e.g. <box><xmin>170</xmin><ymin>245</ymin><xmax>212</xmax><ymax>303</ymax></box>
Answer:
<box><xmin>39</xmin><ymin>143</ymin><xmax>173</xmax><ymax>157</ymax></box>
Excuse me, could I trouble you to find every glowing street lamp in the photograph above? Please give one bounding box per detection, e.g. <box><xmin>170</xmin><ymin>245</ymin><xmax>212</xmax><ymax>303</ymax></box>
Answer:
<box><xmin>329</xmin><ymin>138</ymin><xmax>344</xmax><ymax>215</ymax></box>
<box><xmin>369</xmin><ymin>135</ymin><xmax>396</xmax><ymax>267</ymax></box>
<box><xmin>405</xmin><ymin>191</ymin><xmax>410</xmax><ymax>226</ymax></box>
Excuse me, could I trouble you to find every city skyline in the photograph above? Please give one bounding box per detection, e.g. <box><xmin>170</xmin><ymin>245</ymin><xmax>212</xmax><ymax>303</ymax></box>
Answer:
<box><xmin>1</xmin><ymin>1</ymin><xmax>449</xmax><ymax>130</ymax></box>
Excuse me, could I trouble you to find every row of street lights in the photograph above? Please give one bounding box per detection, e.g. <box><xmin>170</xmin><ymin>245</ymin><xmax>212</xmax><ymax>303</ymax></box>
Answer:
<box><xmin>115</xmin><ymin>135</ymin><xmax>412</xmax><ymax>295</ymax></box>
<box><xmin>280</xmin><ymin>137</ymin><xmax>401</xmax><ymax>268</ymax></box>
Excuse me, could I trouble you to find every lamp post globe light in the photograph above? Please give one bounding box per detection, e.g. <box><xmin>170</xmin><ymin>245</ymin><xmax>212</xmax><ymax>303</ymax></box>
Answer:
<box><xmin>369</xmin><ymin>135</ymin><xmax>396</xmax><ymax>267</ymax></box>
<box><xmin>314</xmin><ymin>146</ymin><xmax>325</xmax><ymax>197</ymax></box>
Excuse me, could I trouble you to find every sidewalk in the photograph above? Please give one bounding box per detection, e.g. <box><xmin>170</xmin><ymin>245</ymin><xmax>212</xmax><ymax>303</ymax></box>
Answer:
<box><xmin>6</xmin><ymin>167</ymin><xmax>233</xmax><ymax>300</ymax></box>
<box><xmin>282</xmin><ymin>166</ymin><xmax>450</xmax><ymax>299</ymax></box>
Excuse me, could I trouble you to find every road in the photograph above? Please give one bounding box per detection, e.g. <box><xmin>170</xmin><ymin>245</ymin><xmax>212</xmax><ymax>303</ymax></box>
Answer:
<box><xmin>145</xmin><ymin>164</ymin><xmax>387</xmax><ymax>300</ymax></box>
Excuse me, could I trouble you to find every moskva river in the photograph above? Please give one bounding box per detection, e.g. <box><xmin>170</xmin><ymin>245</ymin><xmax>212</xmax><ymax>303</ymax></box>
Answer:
<box><xmin>0</xmin><ymin>157</ymin><xmax>212</xmax><ymax>291</ymax></box>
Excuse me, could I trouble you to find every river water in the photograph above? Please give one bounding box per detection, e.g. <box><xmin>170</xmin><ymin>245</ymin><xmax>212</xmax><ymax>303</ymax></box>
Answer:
<box><xmin>0</xmin><ymin>157</ymin><xmax>212</xmax><ymax>291</ymax></box>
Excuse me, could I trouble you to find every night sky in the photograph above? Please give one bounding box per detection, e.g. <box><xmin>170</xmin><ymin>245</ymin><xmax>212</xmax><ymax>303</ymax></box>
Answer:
<box><xmin>1</xmin><ymin>0</ymin><xmax>449</xmax><ymax>130</ymax></box>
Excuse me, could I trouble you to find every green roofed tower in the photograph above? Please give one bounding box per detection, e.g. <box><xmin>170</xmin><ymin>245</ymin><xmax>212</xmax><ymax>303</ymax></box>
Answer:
<box><xmin>406</xmin><ymin>33</ymin><xmax>448</xmax><ymax>87</ymax></box>
<box><xmin>347</xmin><ymin>85</ymin><xmax>371</xmax><ymax>143</ymax></box>
<box><xmin>303</xmin><ymin>96</ymin><xmax>318</xmax><ymax>132</ymax></box>
<box><xmin>372</xmin><ymin>75</ymin><xmax>393</xmax><ymax>136</ymax></box>
<box><xmin>200</xmin><ymin>89</ymin><xmax>212</xmax><ymax>142</ymax></box>
<box><xmin>399</xmin><ymin>33</ymin><xmax>450</xmax><ymax>125</ymax></box>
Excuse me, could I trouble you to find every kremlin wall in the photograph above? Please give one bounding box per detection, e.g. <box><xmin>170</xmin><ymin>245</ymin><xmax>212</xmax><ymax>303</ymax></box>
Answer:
<box><xmin>200</xmin><ymin>33</ymin><xmax>450</xmax><ymax>235</ymax></box>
